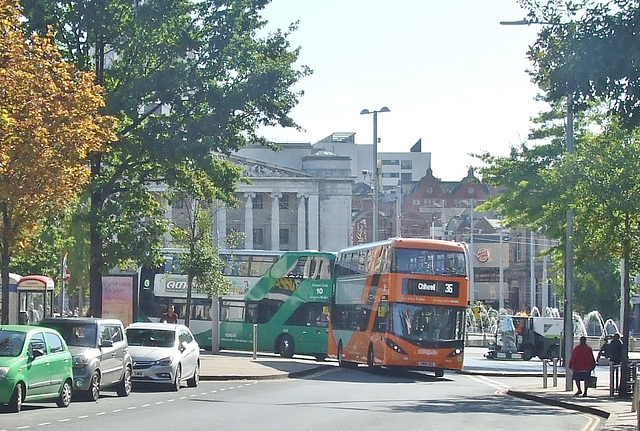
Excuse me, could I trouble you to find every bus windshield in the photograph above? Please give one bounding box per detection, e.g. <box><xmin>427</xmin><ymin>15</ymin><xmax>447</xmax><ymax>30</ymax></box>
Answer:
<box><xmin>391</xmin><ymin>303</ymin><xmax>465</xmax><ymax>343</ymax></box>
<box><xmin>393</xmin><ymin>248</ymin><xmax>467</xmax><ymax>276</ymax></box>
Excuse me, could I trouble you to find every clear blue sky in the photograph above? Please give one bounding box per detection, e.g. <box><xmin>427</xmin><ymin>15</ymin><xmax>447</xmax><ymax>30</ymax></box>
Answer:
<box><xmin>259</xmin><ymin>0</ymin><xmax>546</xmax><ymax>181</ymax></box>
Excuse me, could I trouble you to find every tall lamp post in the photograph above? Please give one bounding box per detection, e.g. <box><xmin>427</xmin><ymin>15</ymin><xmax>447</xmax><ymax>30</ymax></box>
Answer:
<box><xmin>501</xmin><ymin>18</ymin><xmax>575</xmax><ymax>390</ymax></box>
<box><xmin>361</xmin><ymin>107</ymin><xmax>390</xmax><ymax>242</ymax></box>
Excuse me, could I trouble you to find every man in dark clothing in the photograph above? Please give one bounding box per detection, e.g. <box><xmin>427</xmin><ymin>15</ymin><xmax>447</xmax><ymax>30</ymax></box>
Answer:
<box><xmin>608</xmin><ymin>333</ymin><xmax>623</xmax><ymax>365</ymax></box>
<box><xmin>569</xmin><ymin>336</ymin><xmax>597</xmax><ymax>397</ymax></box>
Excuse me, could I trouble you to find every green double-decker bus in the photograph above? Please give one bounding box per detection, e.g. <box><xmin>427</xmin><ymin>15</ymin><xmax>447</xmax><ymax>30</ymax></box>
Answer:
<box><xmin>219</xmin><ymin>251</ymin><xmax>335</xmax><ymax>360</ymax></box>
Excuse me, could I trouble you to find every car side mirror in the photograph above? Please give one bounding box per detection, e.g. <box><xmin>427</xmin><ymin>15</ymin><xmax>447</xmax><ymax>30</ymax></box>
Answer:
<box><xmin>100</xmin><ymin>340</ymin><xmax>113</xmax><ymax>348</ymax></box>
<box><xmin>179</xmin><ymin>341</ymin><xmax>188</xmax><ymax>352</ymax></box>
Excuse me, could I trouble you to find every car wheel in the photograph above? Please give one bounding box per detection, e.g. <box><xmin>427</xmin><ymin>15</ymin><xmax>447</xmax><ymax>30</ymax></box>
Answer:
<box><xmin>7</xmin><ymin>383</ymin><xmax>23</xmax><ymax>413</ymax></box>
<box><xmin>187</xmin><ymin>361</ymin><xmax>200</xmax><ymax>388</ymax></box>
<box><xmin>434</xmin><ymin>369</ymin><xmax>445</xmax><ymax>378</ymax></box>
<box><xmin>56</xmin><ymin>380</ymin><xmax>72</xmax><ymax>408</ymax></box>
<box><xmin>171</xmin><ymin>365</ymin><xmax>182</xmax><ymax>392</ymax></box>
<box><xmin>116</xmin><ymin>366</ymin><xmax>132</xmax><ymax>397</ymax></box>
<box><xmin>85</xmin><ymin>370</ymin><xmax>100</xmax><ymax>401</ymax></box>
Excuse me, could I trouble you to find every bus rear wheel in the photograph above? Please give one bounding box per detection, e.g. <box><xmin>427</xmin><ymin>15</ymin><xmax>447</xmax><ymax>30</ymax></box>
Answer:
<box><xmin>434</xmin><ymin>369</ymin><xmax>444</xmax><ymax>378</ymax></box>
<box><xmin>277</xmin><ymin>334</ymin><xmax>294</xmax><ymax>358</ymax></box>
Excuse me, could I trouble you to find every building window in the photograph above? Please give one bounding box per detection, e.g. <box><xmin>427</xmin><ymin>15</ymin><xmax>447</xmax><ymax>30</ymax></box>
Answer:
<box><xmin>280</xmin><ymin>229</ymin><xmax>289</xmax><ymax>245</ymax></box>
<box><xmin>253</xmin><ymin>228</ymin><xmax>264</xmax><ymax>246</ymax></box>
<box><xmin>401</xmin><ymin>160</ymin><xmax>412</xmax><ymax>169</ymax></box>
<box><xmin>381</xmin><ymin>159</ymin><xmax>399</xmax><ymax>165</ymax></box>
<box><xmin>401</xmin><ymin>173</ymin><xmax>412</xmax><ymax>184</ymax></box>
<box><xmin>253</xmin><ymin>194</ymin><xmax>263</xmax><ymax>209</ymax></box>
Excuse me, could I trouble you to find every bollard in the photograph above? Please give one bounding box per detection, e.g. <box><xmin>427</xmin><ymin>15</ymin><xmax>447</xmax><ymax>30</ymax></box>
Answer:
<box><xmin>252</xmin><ymin>324</ymin><xmax>257</xmax><ymax>361</ymax></box>
<box><xmin>553</xmin><ymin>357</ymin><xmax>558</xmax><ymax>387</ymax></box>
<box><xmin>543</xmin><ymin>360</ymin><xmax>548</xmax><ymax>388</ymax></box>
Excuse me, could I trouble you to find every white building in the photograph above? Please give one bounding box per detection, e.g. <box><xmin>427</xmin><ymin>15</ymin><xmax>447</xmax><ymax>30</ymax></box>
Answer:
<box><xmin>313</xmin><ymin>132</ymin><xmax>431</xmax><ymax>193</ymax></box>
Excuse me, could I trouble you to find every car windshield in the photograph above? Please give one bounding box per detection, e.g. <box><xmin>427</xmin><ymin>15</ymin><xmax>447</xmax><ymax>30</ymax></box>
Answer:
<box><xmin>0</xmin><ymin>330</ymin><xmax>26</xmax><ymax>357</ymax></box>
<box><xmin>126</xmin><ymin>329</ymin><xmax>175</xmax><ymax>348</ymax></box>
<box><xmin>391</xmin><ymin>303</ymin><xmax>465</xmax><ymax>342</ymax></box>
<box><xmin>44</xmin><ymin>322</ymin><xmax>97</xmax><ymax>348</ymax></box>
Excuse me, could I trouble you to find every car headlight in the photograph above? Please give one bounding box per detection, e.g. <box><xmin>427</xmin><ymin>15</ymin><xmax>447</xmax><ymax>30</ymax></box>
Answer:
<box><xmin>0</xmin><ymin>367</ymin><xmax>10</xmax><ymax>380</ymax></box>
<box><xmin>73</xmin><ymin>355</ymin><xmax>90</xmax><ymax>366</ymax></box>
<box><xmin>155</xmin><ymin>357</ymin><xmax>173</xmax><ymax>366</ymax></box>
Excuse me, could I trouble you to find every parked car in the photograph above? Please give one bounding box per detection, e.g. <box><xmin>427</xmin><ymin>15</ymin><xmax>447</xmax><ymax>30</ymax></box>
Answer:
<box><xmin>39</xmin><ymin>317</ymin><xmax>133</xmax><ymax>401</ymax></box>
<box><xmin>125</xmin><ymin>322</ymin><xmax>200</xmax><ymax>391</ymax></box>
<box><xmin>0</xmin><ymin>325</ymin><xmax>73</xmax><ymax>412</ymax></box>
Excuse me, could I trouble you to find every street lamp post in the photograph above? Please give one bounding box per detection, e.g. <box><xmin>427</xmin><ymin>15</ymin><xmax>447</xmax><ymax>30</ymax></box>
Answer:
<box><xmin>361</xmin><ymin>107</ymin><xmax>390</xmax><ymax>242</ymax></box>
<box><xmin>501</xmin><ymin>18</ymin><xmax>575</xmax><ymax>390</ymax></box>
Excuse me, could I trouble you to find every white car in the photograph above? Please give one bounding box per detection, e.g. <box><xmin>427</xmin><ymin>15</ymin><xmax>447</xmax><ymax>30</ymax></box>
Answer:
<box><xmin>125</xmin><ymin>322</ymin><xmax>200</xmax><ymax>391</ymax></box>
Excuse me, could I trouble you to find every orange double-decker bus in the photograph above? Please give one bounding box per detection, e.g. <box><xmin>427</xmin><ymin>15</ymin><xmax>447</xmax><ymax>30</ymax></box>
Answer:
<box><xmin>328</xmin><ymin>237</ymin><xmax>469</xmax><ymax>377</ymax></box>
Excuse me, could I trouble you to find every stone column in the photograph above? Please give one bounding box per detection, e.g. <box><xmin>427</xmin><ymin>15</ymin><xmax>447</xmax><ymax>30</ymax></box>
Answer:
<box><xmin>297</xmin><ymin>194</ymin><xmax>307</xmax><ymax>250</ymax></box>
<box><xmin>244</xmin><ymin>193</ymin><xmax>255</xmax><ymax>249</ymax></box>
<box><xmin>271</xmin><ymin>193</ymin><xmax>281</xmax><ymax>251</ymax></box>
<box><xmin>308</xmin><ymin>193</ymin><xmax>319</xmax><ymax>250</ymax></box>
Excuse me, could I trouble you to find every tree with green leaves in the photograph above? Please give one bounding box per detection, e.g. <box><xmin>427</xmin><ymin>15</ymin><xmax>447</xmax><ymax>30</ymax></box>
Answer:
<box><xmin>170</xmin><ymin>196</ymin><xmax>231</xmax><ymax>327</ymax></box>
<box><xmin>20</xmin><ymin>0</ymin><xmax>310</xmax><ymax>317</ymax></box>
<box><xmin>517</xmin><ymin>0</ymin><xmax>640</xmax><ymax>396</ymax></box>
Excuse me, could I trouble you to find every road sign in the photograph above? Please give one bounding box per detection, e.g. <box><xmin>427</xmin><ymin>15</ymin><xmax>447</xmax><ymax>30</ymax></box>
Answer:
<box><xmin>63</xmin><ymin>268</ymin><xmax>71</xmax><ymax>282</ymax></box>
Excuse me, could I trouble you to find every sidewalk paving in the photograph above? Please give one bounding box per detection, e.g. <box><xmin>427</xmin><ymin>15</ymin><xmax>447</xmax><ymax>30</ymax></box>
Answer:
<box><xmin>199</xmin><ymin>350</ymin><xmax>639</xmax><ymax>430</ymax></box>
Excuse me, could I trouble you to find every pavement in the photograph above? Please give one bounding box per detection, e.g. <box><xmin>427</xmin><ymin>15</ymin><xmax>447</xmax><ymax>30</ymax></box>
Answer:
<box><xmin>198</xmin><ymin>349</ymin><xmax>639</xmax><ymax>430</ymax></box>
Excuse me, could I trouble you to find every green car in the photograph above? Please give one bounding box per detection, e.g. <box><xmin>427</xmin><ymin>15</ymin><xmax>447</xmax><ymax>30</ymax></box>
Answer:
<box><xmin>0</xmin><ymin>325</ymin><xmax>73</xmax><ymax>413</ymax></box>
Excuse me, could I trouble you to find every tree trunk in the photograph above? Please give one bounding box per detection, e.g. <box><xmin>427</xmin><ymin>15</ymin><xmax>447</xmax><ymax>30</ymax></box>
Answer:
<box><xmin>185</xmin><ymin>273</ymin><xmax>193</xmax><ymax>327</ymax></box>
<box><xmin>619</xmin><ymin>214</ymin><xmax>632</xmax><ymax>397</ymax></box>
<box><xmin>89</xmin><ymin>153</ymin><xmax>103</xmax><ymax>317</ymax></box>
<box><xmin>0</xmin><ymin>203</ymin><xmax>10</xmax><ymax>324</ymax></box>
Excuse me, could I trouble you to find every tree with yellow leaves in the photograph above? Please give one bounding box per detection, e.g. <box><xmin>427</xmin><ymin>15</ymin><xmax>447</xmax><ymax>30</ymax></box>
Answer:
<box><xmin>0</xmin><ymin>0</ymin><xmax>117</xmax><ymax>323</ymax></box>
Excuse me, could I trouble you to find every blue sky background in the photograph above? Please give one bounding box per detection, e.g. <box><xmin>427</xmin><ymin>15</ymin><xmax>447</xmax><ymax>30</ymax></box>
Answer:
<box><xmin>259</xmin><ymin>0</ymin><xmax>546</xmax><ymax>181</ymax></box>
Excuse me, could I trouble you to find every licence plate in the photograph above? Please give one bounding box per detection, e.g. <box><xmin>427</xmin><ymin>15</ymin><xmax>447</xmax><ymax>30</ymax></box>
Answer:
<box><xmin>419</xmin><ymin>361</ymin><xmax>436</xmax><ymax>367</ymax></box>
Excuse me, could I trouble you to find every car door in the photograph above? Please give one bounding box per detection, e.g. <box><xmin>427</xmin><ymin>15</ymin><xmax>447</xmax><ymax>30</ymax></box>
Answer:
<box><xmin>24</xmin><ymin>332</ymin><xmax>52</xmax><ymax>397</ymax></box>
<box><xmin>98</xmin><ymin>324</ymin><xmax>118</xmax><ymax>384</ymax></box>
<box><xmin>106</xmin><ymin>324</ymin><xmax>126</xmax><ymax>385</ymax></box>
<box><xmin>44</xmin><ymin>331</ymin><xmax>71</xmax><ymax>396</ymax></box>
<box><xmin>178</xmin><ymin>329</ymin><xmax>197</xmax><ymax>378</ymax></box>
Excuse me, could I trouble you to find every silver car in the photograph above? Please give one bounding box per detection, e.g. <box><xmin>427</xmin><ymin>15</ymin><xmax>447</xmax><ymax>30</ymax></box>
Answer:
<box><xmin>39</xmin><ymin>318</ymin><xmax>132</xmax><ymax>401</ymax></box>
<box><xmin>125</xmin><ymin>322</ymin><xmax>200</xmax><ymax>391</ymax></box>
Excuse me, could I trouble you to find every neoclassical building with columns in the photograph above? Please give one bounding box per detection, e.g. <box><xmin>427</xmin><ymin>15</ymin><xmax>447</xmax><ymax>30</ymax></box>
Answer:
<box><xmin>160</xmin><ymin>147</ymin><xmax>354</xmax><ymax>253</ymax></box>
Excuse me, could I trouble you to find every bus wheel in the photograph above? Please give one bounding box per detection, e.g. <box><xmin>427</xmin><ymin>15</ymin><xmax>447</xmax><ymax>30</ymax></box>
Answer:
<box><xmin>522</xmin><ymin>345</ymin><xmax>534</xmax><ymax>361</ymax></box>
<box><xmin>338</xmin><ymin>341</ymin><xmax>346</xmax><ymax>367</ymax></box>
<box><xmin>434</xmin><ymin>369</ymin><xmax>444</xmax><ymax>378</ymax></box>
<box><xmin>277</xmin><ymin>334</ymin><xmax>294</xmax><ymax>358</ymax></box>
<box><xmin>367</xmin><ymin>344</ymin><xmax>376</xmax><ymax>368</ymax></box>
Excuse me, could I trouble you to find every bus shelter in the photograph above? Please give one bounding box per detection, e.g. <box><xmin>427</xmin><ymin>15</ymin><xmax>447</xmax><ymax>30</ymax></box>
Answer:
<box><xmin>17</xmin><ymin>275</ymin><xmax>54</xmax><ymax>325</ymax></box>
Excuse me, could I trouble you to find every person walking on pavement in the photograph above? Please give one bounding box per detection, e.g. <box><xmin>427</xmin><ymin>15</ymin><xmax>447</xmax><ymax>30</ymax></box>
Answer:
<box><xmin>161</xmin><ymin>304</ymin><xmax>179</xmax><ymax>324</ymax></box>
<box><xmin>569</xmin><ymin>336</ymin><xmax>597</xmax><ymax>397</ymax></box>
<box><xmin>608</xmin><ymin>333</ymin><xmax>623</xmax><ymax>365</ymax></box>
